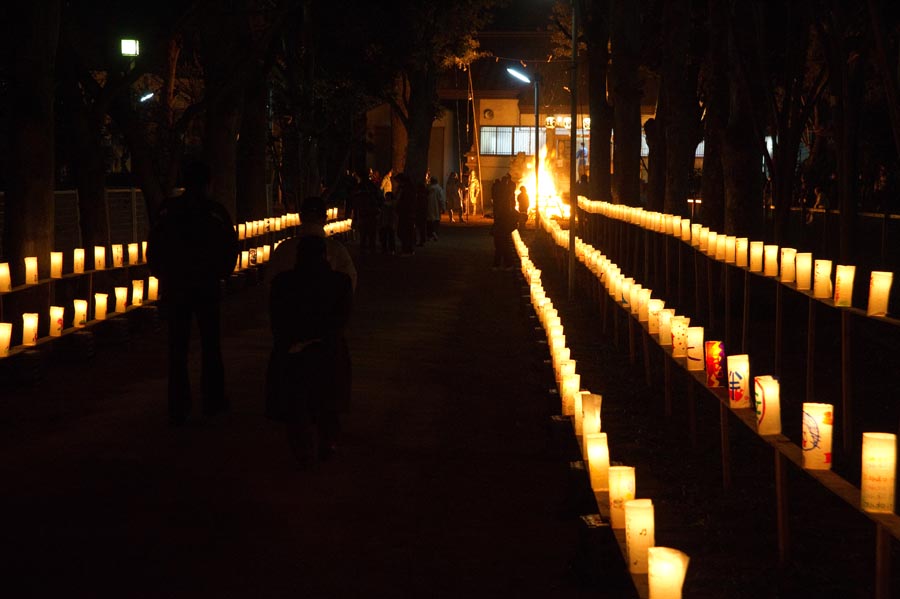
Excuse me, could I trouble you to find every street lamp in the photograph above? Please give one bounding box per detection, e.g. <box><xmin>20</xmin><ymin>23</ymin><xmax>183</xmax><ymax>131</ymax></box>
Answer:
<box><xmin>506</xmin><ymin>67</ymin><xmax>541</xmax><ymax>225</ymax></box>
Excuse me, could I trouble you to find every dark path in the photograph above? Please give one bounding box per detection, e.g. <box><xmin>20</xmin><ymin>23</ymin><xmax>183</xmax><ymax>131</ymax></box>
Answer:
<box><xmin>1</xmin><ymin>220</ymin><xmax>601</xmax><ymax>598</ymax></box>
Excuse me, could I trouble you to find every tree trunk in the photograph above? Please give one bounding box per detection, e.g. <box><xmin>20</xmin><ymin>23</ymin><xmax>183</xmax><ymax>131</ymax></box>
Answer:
<box><xmin>391</xmin><ymin>74</ymin><xmax>409</xmax><ymax>174</ymax></box>
<box><xmin>4</xmin><ymin>1</ymin><xmax>60</xmax><ymax>277</ymax></box>
<box><xmin>645</xmin><ymin>111</ymin><xmax>666</xmax><ymax>212</ymax></box>
<box><xmin>700</xmin><ymin>0</ymin><xmax>727</xmax><ymax>231</ymax></box>
<box><xmin>403</xmin><ymin>68</ymin><xmax>434</xmax><ymax>185</ymax></box>
<box><xmin>236</xmin><ymin>67</ymin><xmax>269</xmax><ymax>221</ymax></box>
<box><xmin>585</xmin><ymin>0</ymin><xmax>612</xmax><ymax>202</ymax></box>
<box><xmin>610</xmin><ymin>0</ymin><xmax>641</xmax><ymax>205</ymax></box>
<box><xmin>204</xmin><ymin>84</ymin><xmax>244</xmax><ymax>219</ymax></box>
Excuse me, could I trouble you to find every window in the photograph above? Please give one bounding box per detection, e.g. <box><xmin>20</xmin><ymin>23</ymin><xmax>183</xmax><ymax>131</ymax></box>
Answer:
<box><xmin>480</xmin><ymin>126</ymin><xmax>547</xmax><ymax>156</ymax></box>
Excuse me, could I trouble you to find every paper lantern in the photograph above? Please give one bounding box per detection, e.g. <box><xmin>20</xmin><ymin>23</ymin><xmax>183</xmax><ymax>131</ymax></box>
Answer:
<box><xmin>680</xmin><ymin>219</ymin><xmax>691</xmax><ymax>242</ymax></box>
<box><xmin>73</xmin><ymin>299</ymin><xmax>88</xmax><ymax>328</ymax></box>
<box><xmin>608</xmin><ymin>466</ymin><xmax>636</xmax><ymax>529</ymax></box>
<box><xmin>867</xmin><ymin>271</ymin><xmax>893</xmax><ymax>316</ymax></box>
<box><xmin>0</xmin><ymin>262</ymin><xmax>10</xmax><ymax>292</ymax></box>
<box><xmin>833</xmin><ymin>265</ymin><xmax>856</xmax><ymax>307</ymax></box>
<box><xmin>629</xmin><ymin>284</ymin><xmax>642</xmax><ymax>316</ymax></box>
<box><xmin>671</xmin><ymin>316</ymin><xmax>690</xmax><ymax>358</ymax></box>
<box><xmin>736</xmin><ymin>238</ymin><xmax>749</xmax><ymax>268</ymax></box>
<box><xmin>691</xmin><ymin>224</ymin><xmax>701</xmax><ymax>246</ymax></box>
<box><xmin>148</xmin><ymin>276</ymin><xmax>159</xmax><ymax>301</ymax></box>
<box><xmin>725</xmin><ymin>236</ymin><xmax>736</xmax><ymax>264</ymax></box>
<box><xmin>114</xmin><ymin>287</ymin><xmax>128</xmax><ymax>313</ymax></box>
<box><xmin>727</xmin><ymin>354</ymin><xmax>750</xmax><ymax>408</ymax></box>
<box><xmin>686</xmin><ymin>326</ymin><xmax>704</xmax><ymax>371</ymax></box>
<box><xmin>128</xmin><ymin>243</ymin><xmax>139</xmax><ymax>264</ymax></box>
<box><xmin>0</xmin><ymin>322</ymin><xmax>12</xmax><ymax>356</ymax></box>
<box><xmin>813</xmin><ymin>260</ymin><xmax>832</xmax><ymax>299</ymax></box>
<box><xmin>94</xmin><ymin>246</ymin><xmax>106</xmax><ymax>270</ymax></box>
<box><xmin>111</xmin><ymin>244</ymin><xmax>124</xmax><ymax>268</ymax></box>
<box><xmin>625</xmin><ymin>499</ymin><xmax>655</xmax><ymax>573</ymax></box>
<box><xmin>557</xmin><ymin>357</ymin><xmax>576</xmax><ymax>385</ymax></box>
<box><xmin>73</xmin><ymin>248</ymin><xmax>85</xmax><ymax>274</ymax></box>
<box><xmin>704</xmin><ymin>341</ymin><xmax>725</xmax><ymax>387</ymax></box>
<box><xmin>132</xmin><ymin>280</ymin><xmax>144</xmax><ymax>306</ymax></box>
<box><xmin>672</xmin><ymin>216</ymin><xmax>681</xmax><ymax>237</ymax></box>
<box><xmin>638</xmin><ymin>289</ymin><xmax>652</xmax><ymax>322</ymax></box>
<box><xmin>780</xmin><ymin>248</ymin><xmax>796</xmax><ymax>283</ymax></box>
<box><xmin>238</xmin><ymin>223</ymin><xmax>246</xmax><ymax>240</ymax></box>
<box><xmin>24</xmin><ymin>256</ymin><xmax>38</xmax><ymax>284</ymax></box>
<box><xmin>585</xmin><ymin>432</ymin><xmax>610</xmax><ymax>491</ymax></box>
<box><xmin>715</xmin><ymin>234</ymin><xmax>726</xmax><ymax>261</ymax></box>
<box><xmin>95</xmin><ymin>293</ymin><xmax>108</xmax><ymax>321</ymax></box>
<box><xmin>648</xmin><ymin>547</ymin><xmax>690</xmax><ymax>599</ymax></box>
<box><xmin>802</xmin><ymin>402</ymin><xmax>833</xmax><ymax>470</ymax></box>
<box><xmin>749</xmin><ymin>242</ymin><xmax>763</xmax><ymax>272</ymax></box>
<box><xmin>796</xmin><ymin>253</ymin><xmax>812</xmax><ymax>290</ymax></box>
<box><xmin>699</xmin><ymin>228</ymin><xmax>709</xmax><ymax>252</ymax></box>
<box><xmin>581</xmin><ymin>393</ymin><xmax>602</xmax><ymax>442</ymax></box>
<box><xmin>764</xmin><ymin>245</ymin><xmax>779</xmax><ymax>277</ymax></box>
<box><xmin>707</xmin><ymin>231</ymin><xmax>718</xmax><ymax>257</ymax></box>
<box><xmin>561</xmin><ymin>373</ymin><xmax>580</xmax><ymax>416</ymax></box>
<box><xmin>574</xmin><ymin>391</ymin><xmax>585</xmax><ymax>436</ymax></box>
<box><xmin>49</xmin><ymin>306</ymin><xmax>65</xmax><ymax>337</ymax></box>
<box><xmin>754</xmin><ymin>376</ymin><xmax>781</xmax><ymax>435</ymax></box>
<box><xmin>861</xmin><ymin>432</ymin><xmax>896</xmax><ymax>513</ymax></box>
<box><xmin>648</xmin><ymin>300</ymin><xmax>665</xmax><ymax>335</ymax></box>
<box><xmin>621</xmin><ymin>278</ymin><xmax>633</xmax><ymax>306</ymax></box>
<box><xmin>50</xmin><ymin>252</ymin><xmax>63</xmax><ymax>279</ymax></box>
<box><xmin>22</xmin><ymin>313</ymin><xmax>39</xmax><ymax>346</ymax></box>
<box><xmin>141</xmin><ymin>241</ymin><xmax>147</xmax><ymax>261</ymax></box>
<box><xmin>241</xmin><ymin>250</ymin><xmax>250</xmax><ymax>270</ymax></box>
<box><xmin>659</xmin><ymin>310</ymin><xmax>676</xmax><ymax>346</ymax></box>
<box><xmin>263</xmin><ymin>245</ymin><xmax>271</xmax><ymax>262</ymax></box>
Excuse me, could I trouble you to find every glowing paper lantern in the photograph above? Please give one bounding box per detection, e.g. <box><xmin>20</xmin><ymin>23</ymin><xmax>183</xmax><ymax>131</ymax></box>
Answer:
<box><xmin>648</xmin><ymin>299</ymin><xmax>665</xmax><ymax>335</ymax></box>
<box><xmin>680</xmin><ymin>219</ymin><xmax>691</xmax><ymax>242</ymax></box>
<box><xmin>0</xmin><ymin>322</ymin><xmax>11</xmax><ymax>356</ymax></box>
<box><xmin>813</xmin><ymin>260</ymin><xmax>832</xmax><ymax>299</ymax></box>
<box><xmin>754</xmin><ymin>376</ymin><xmax>781</xmax><ymax>435</ymax></box>
<box><xmin>128</xmin><ymin>243</ymin><xmax>139</xmax><ymax>265</ymax></box>
<box><xmin>22</xmin><ymin>313</ymin><xmax>39</xmax><ymax>346</ymax></box>
<box><xmin>725</xmin><ymin>236</ymin><xmax>736</xmax><ymax>264</ymax></box>
<box><xmin>581</xmin><ymin>393</ymin><xmax>602</xmax><ymax>443</ymax></box>
<box><xmin>671</xmin><ymin>316</ymin><xmax>690</xmax><ymax>358</ymax></box>
<box><xmin>780</xmin><ymin>248</ymin><xmax>796</xmax><ymax>283</ymax></box>
<box><xmin>238</xmin><ymin>224</ymin><xmax>246</xmax><ymax>240</ymax></box>
<box><xmin>625</xmin><ymin>499</ymin><xmax>655</xmax><ymax>574</ymax></box>
<box><xmin>861</xmin><ymin>432</ymin><xmax>896</xmax><ymax>513</ymax></box>
<box><xmin>691</xmin><ymin>224</ymin><xmax>701</xmax><ymax>247</ymax></box>
<box><xmin>764</xmin><ymin>245</ymin><xmax>779</xmax><ymax>277</ymax></box>
<box><xmin>141</xmin><ymin>241</ymin><xmax>147</xmax><ymax>261</ymax></box>
<box><xmin>629</xmin><ymin>284</ymin><xmax>642</xmax><ymax>316</ymax></box>
<box><xmin>574</xmin><ymin>391</ymin><xmax>585</xmax><ymax>436</ymax></box>
<box><xmin>686</xmin><ymin>326</ymin><xmax>704</xmax><ymax>371</ymax></box>
<box><xmin>585</xmin><ymin>432</ymin><xmax>610</xmax><ymax>491</ymax></box>
<box><xmin>73</xmin><ymin>248</ymin><xmax>85</xmax><ymax>274</ymax></box>
<box><xmin>638</xmin><ymin>289</ymin><xmax>652</xmax><ymax>322</ymax></box>
<box><xmin>705</xmin><ymin>341</ymin><xmax>725</xmax><ymax>387</ymax></box>
<box><xmin>241</xmin><ymin>250</ymin><xmax>250</xmax><ymax>270</ymax></box>
<box><xmin>111</xmin><ymin>244</ymin><xmax>124</xmax><ymax>268</ymax></box>
<box><xmin>608</xmin><ymin>466</ymin><xmax>636</xmax><ymax>529</ymax></box>
<box><xmin>659</xmin><ymin>310</ymin><xmax>676</xmax><ymax>346</ymax></box>
<box><xmin>50</xmin><ymin>252</ymin><xmax>63</xmax><ymax>279</ymax></box>
<box><xmin>263</xmin><ymin>245</ymin><xmax>271</xmax><ymax>262</ymax></box>
<box><xmin>802</xmin><ymin>402</ymin><xmax>833</xmax><ymax>470</ymax></box>
<box><xmin>73</xmin><ymin>299</ymin><xmax>88</xmax><ymax>328</ymax></box>
<box><xmin>699</xmin><ymin>228</ymin><xmax>709</xmax><ymax>252</ymax></box>
<box><xmin>707</xmin><ymin>231</ymin><xmax>718</xmax><ymax>257</ymax></box>
<box><xmin>95</xmin><ymin>293</ymin><xmax>108</xmax><ymax>321</ymax></box>
<box><xmin>715</xmin><ymin>234</ymin><xmax>726</xmax><ymax>261</ymax></box>
<box><xmin>24</xmin><ymin>256</ymin><xmax>38</xmax><ymax>284</ymax></box>
<box><xmin>648</xmin><ymin>547</ymin><xmax>690</xmax><ymax>599</ymax></box>
<box><xmin>561</xmin><ymin>373</ymin><xmax>580</xmax><ymax>416</ymax></box>
<box><xmin>0</xmin><ymin>263</ymin><xmax>11</xmax><ymax>292</ymax></box>
<box><xmin>114</xmin><ymin>287</ymin><xmax>128</xmax><ymax>313</ymax></box>
<box><xmin>727</xmin><ymin>354</ymin><xmax>750</xmax><ymax>408</ymax></box>
<box><xmin>132</xmin><ymin>280</ymin><xmax>144</xmax><ymax>306</ymax></box>
<box><xmin>49</xmin><ymin>306</ymin><xmax>65</xmax><ymax>337</ymax></box>
<box><xmin>796</xmin><ymin>253</ymin><xmax>812</xmax><ymax>290</ymax></box>
<box><xmin>833</xmin><ymin>265</ymin><xmax>855</xmax><ymax>307</ymax></box>
<box><xmin>736</xmin><ymin>238</ymin><xmax>749</xmax><ymax>268</ymax></box>
<box><xmin>148</xmin><ymin>276</ymin><xmax>159</xmax><ymax>301</ymax></box>
<box><xmin>867</xmin><ymin>271</ymin><xmax>893</xmax><ymax>316</ymax></box>
<box><xmin>94</xmin><ymin>246</ymin><xmax>106</xmax><ymax>270</ymax></box>
<box><xmin>749</xmin><ymin>242</ymin><xmax>763</xmax><ymax>273</ymax></box>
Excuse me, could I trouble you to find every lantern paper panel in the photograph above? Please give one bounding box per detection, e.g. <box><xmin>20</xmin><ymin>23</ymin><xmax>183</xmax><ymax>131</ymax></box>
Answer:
<box><xmin>73</xmin><ymin>249</ymin><xmax>85</xmax><ymax>274</ymax></box>
<box><xmin>25</xmin><ymin>257</ymin><xmax>38</xmax><ymax>284</ymax></box>
<box><xmin>802</xmin><ymin>403</ymin><xmax>833</xmax><ymax>470</ymax></box>
<box><xmin>0</xmin><ymin>263</ymin><xmax>10</xmax><ymax>292</ymax></box>
<box><xmin>95</xmin><ymin>293</ymin><xmax>108</xmax><ymax>321</ymax></box>
<box><xmin>659</xmin><ymin>310</ymin><xmax>675</xmax><ymax>346</ymax></box>
<box><xmin>861</xmin><ymin>433</ymin><xmax>896</xmax><ymax>514</ymax></box>
<box><xmin>749</xmin><ymin>242</ymin><xmax>764</xmax><ymax>272</ymax></box>
<box><xmin>671</xmin><ymin>317</ymin><xmax>690</xmax><ymax>358</ymax></box>
<box><xmin>867</xmin><ymin>271</ymin><xmax>893</xmax><ymax>317</ymax></box>
<box><xmin>705</xmin><ymin>341</ymin><xmax>725</xmax><ymax>387</ymax></box>
<box><xmin>736</xmin><ymin>238</ymin><xmax>749</xmax><ymax>268</ymax></box>
<box><xmin>0</xmin><ymin>322</ymin><xmax>12</xmax><ymax>356</ymax></box>
<box><xmin>834</xmin><ymin>265</ymin><xmax>856</xmax><ymax>307</ymax></box>
<box><xmin>780</xmin><ymin>248</ymin><xmax>796</xmax><ymax>283</ymax></box>
<box><xmin>648</xmin><ymin>547</ymin><xmax>690</xmax><ymax>599</ymax></box>
<box><xmin>73</xmin><ymin>299</ymin><xmax>88</xmax><ymax>328</ymax></box>
<box><xmin>686</xmin><ymin>327</ymin><xmax>704</xmax><ymax>371</ymax></box>
<box><xmin>625</xmin><ymin>499</ymin><xmax>655</xmax><ymax>574</ymax></box>
<box><xmin>796</xmin><ymin>253</ymin><xmax>812</xmax><ymax>291</ymax></box>
<box><xmin>50</xmin><ymin>252</ymin><xmax>63</xmax><ymax>279</ymax></box>
<box><xmin>764</xmin><ymin>245</ymin><xmax>779</xmax><ymax>277</ymax></box>
<box><xmin>754</xmin><ymin>376</ymin><xmax>781</xmax><ymax>436</ymax></box>
<box><xmin>22</xmin><ymin>313</ymin><xmax>39</xmax><ymax>346</ymax></box>
<box><xmin>648</xmin><ymin>300</ymin><xmax>665</xmax><ymax>335</ymax></box>
<box><xmin>49</xmin><ymin>306</ymin><xmax>64</xmax><ymax>337</ymax></box>
<box><xmin>586</xmin><ymin>432</ymin><xmax>610</xmax><ymax>491</ymax></box>
<box><xmin>608</xmin><ymin>466</ymin><xmax>636</xmax><ymax>529</ymax></box>
<box><xmin>727</xmin><ymin>354</ymin><xmax>750</xmax><ymax>408</ymax></box>
<box><xmin>813</xmin><ymin>260</ymin><xmax>833</xmax><ymax>299</ymax></box>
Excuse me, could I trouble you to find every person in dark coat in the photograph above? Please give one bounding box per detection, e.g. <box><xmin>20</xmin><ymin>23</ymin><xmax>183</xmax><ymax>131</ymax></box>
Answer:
<box><xmin>147</xmin><ymin>159</ymin><xmax>240</xmax><ymax>425</ymax></box>
<box><xmin>268</xmin><ymin>235</ymin><xmax>353</xmax><ymax>467</ymax></box>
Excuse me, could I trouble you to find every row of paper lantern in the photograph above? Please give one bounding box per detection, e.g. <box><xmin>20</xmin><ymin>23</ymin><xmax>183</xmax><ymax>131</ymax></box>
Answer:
<box><xmin>0</xmin><ymin>277</ymin><xmax>159</xmax><ymax>357</ymax></box>
<box><xmin>324</xmin><ymin>219</ymin><xmax>352</xmax><ymax>236</ymax></box>
<box><xmin>578</xmin><ymin>199</ymin><xmax>894</xmax><ymax>317</ymax></box>
<box><xmin>549</xmin><ymin>216</ymin><xmax>898</xmax><ymax>516</ymax></box>
<box><xmin>236</xmin><ymin>214</ymin><xmax>300</xmax><ymax>240</ymax></box>
<box><xmin>513</xmin><ymin>229</ymin><xmax>690</xmax><ymax>598</ymax></box>
<box><xmin>0</xmin><ymin>243</ymin><xmax>148</xmax><ymax>291</ymax></box>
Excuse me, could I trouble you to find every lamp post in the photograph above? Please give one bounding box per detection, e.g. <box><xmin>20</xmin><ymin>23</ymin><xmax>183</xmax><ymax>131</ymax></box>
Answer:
<box><xmin>506</xmin><ymin>67</ymin><xmax>541</xmax><ymax>224</ymax></box>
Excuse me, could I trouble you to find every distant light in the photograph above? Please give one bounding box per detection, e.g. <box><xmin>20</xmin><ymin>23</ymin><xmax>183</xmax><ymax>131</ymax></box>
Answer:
<box><xmin>139</xmin><ymin>92</ymin><xmax>154</xmax><ymax>102</ymax></box>
<box><xmin>687</xmin><ymin>199</ymin><xmax>703</xmax><ymax>204</ymax></box>
<box><xmin>121</xmin><ymin>39</ymin><xmax>140</xmax><ymax>57</ymax></box>
<box><xmin>506</xmin><ymin>67</ymin><xmax>531</xmax><ymax>84</ymax></box>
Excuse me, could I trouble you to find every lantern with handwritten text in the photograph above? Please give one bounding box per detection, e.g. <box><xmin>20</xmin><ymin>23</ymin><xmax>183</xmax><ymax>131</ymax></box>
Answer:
<box><xmin>727</xmin><ymin>354</ymin><xmax>750</xmax><ymax>408</ymax></box>
<box><xmin>625</xmin><ymin>499</ymin><xmax>655</xmax><ymax>574</ymax></box>
<box><xmin>802</xmin><ymin>402</ymin><xmax>833</xmax><ymax>470</ymax></box>
<box><xmin>754</xmin><ymin>376</ymin><xmax>781</xmax><ymax>435</ymax></box>
<box><xmin>813</xmin><ymin>260</ymin><xmax>832</xmax><ymax>299</ymax></box>
<box><xmin>705</xmin><ymin>341</ymin><xmax>725</xmax><ymax>387</ymax></box>
<box><xmin>861</xmin><ymin>432</ymin><xmax>896</xmax><ymax>513</ymax></box>
<box><xmin>608</xmin><ymin>466</ymin><xmax>636</xmax><ymax>529</ymax></box>
<box><xmin>686</xmin><ymin>327</ymin><xmax>704</xmax><ymax>371</ymax></box>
